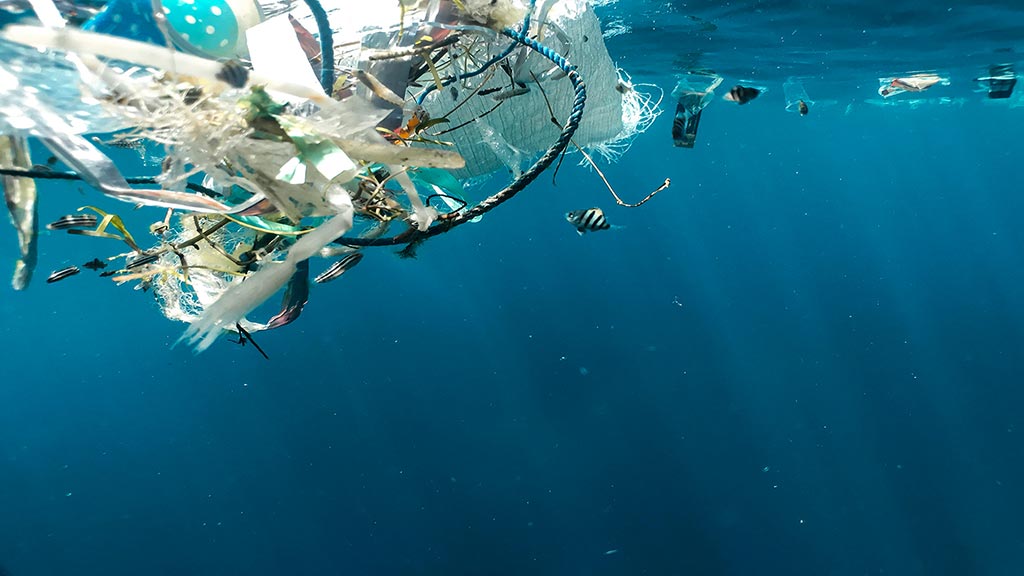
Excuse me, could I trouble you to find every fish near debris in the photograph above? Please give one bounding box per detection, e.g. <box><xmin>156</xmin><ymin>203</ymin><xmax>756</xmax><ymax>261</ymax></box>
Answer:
<box><xmin>83</xmin><ymin>258</ymin><xmax>107</xmax><ymax>271</ymax></box>
<box><xmin>314</xmin><ymin>253</ymin><xmax>364</xmax><ymax>284</ymax></box>
<box><xmin>125</xmin><ymin>252</ymin><xmax>160</xmax><ymax>269</ymax></box>
<box><xmin>566</xmin><ymin>208</ymin><xmax>611</xmax><ymax>235</ymax></box>
<box><xmin>47</xmin><ymin>213</ymin><xmax>98</xmax><ymax>230</ymax></box>
<box><xmin>797</xmin><ymin>99</ymin><xmax>809</xmax><ymax>115</ymax></box>
<box><xmin>724</xmin><ymin>85</ymin><xmax>760</xmax><ymax>104</ymax></box>
<box><xmin>215</xmin><ymin>59</ymin><xmax>250</xmax><ymax>88</ymax></box>
<box><xmin>46</xmin><ymin>266</ymin><xmax>80</xmax><ymax>283</ymax></box>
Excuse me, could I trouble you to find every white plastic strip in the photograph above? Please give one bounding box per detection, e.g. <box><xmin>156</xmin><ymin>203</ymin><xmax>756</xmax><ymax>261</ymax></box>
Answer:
<box><xmin>2</xmin><ymin>25</ymin><xmax>335</xmax><ymax>107</ymax></box>
<box><xmin>246</xmin><ymin>14</ymin><xmax>327</xmax><ymax>103</ymax></box>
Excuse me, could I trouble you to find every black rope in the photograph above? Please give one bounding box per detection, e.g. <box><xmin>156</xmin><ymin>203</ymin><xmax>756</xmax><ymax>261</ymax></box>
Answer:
<box><xmin>0</xmin><ymin>167</ymin><xmax>222</xmax><ymax>196</ymax></box>
<box><xmin>425</xmin><ymin>193</ymin><xmax>468</xmax><ymax>213</ymax></box>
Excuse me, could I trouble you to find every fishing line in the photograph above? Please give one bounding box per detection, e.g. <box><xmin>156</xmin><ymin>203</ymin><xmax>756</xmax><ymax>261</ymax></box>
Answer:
<box><xmin>530</xmin><ymin>71</ymin><xmax>671</xmax><ymax>207</ymax></box>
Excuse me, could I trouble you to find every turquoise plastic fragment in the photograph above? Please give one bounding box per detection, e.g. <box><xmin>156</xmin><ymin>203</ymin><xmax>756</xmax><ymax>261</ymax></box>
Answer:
<box><xmin>233</xmin><ymin>214</ymin><xmax>304</xmax><ymax>234</ymax></box>
<box><xmin>410</xmin><ymin>167</ymin><xmax>465</xmax><ymax>201</ymax></box>
<box><xmin>276</xmin><ymin>156</ymin><xmax>307</xmax><ymax>184</ymax></box>
<box><xmin>276</xmin><ymin>116</ymin><xmax>356</xmax><ymax>181</ymax></box>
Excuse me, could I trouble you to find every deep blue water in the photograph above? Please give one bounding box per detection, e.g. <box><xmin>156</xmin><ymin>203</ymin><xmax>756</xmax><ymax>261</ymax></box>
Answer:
<box><xmin>2</xmin><ymin>1</ymin><xmax>1024</xmax><ymax>575</ymax></box>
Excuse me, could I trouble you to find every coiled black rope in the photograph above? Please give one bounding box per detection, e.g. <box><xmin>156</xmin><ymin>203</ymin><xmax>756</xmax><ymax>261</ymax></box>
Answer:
<box><xmin>0</xmin><ymin>168</ymin><xmax>219</xmax><ymax>196</ymax></box>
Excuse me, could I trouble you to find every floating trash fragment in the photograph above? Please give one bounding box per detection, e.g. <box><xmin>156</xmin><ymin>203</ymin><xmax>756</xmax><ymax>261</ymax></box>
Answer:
<box><xmin>784</xmin><ymin>77</ymin><xmax>814</xmax><ymax>114</ymax></box>
<box><xmin>975</xmin><ymin>64</ymin><xmax>1017</xmax><ymax>99</ymax></box>
<box><xmin>671</xmin><ymin>71</ymin><xmax>722</xmax><ymax>148</ymax></box>
<box><xmin>878</xmin><ymin>73</ymin><xmax>949</xmax><ymax>98</ymax></box>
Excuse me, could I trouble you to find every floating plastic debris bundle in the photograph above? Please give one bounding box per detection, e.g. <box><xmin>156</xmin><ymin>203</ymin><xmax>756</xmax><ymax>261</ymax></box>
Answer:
<box><xmin>975</xmin><ymin>64</ymin><xmax>1017</xmax><ymax>100</ymax></box>
<box><xmin>670</xmin><ymin>71</ymin><xmax>721</xmax><ymax>148</ymax></box>
<box><xmin>782</xmin><ymin>77</ymin><xmax>813</xmax><ymax>116</ymax></box>
<box><xmin>0</xmin><ymin>0</ymin><xmax>657</xmax><ymax>353</ymax></box>
<box><xmin>878</xmin><ymin>72</ymin><xmax>950</xmax><ymax>98</ymax></box>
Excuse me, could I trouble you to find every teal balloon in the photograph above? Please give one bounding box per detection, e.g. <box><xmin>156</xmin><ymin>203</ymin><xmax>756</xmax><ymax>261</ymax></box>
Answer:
<box><xmin>82</xmin><ymin>0</ymin><xmax>165</xmax><ymax>44</ymax></box>
<box><xmin>161</xmin><ymin>0</ymin><xmax>241</xmax><ymax>58</ymax></box>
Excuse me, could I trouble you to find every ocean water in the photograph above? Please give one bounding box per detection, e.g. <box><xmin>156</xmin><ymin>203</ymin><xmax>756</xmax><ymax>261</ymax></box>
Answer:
<box><xmin>1</xmin><ymin>1</ymin><xmax>1023</xmax><ymax>575</ymax></box>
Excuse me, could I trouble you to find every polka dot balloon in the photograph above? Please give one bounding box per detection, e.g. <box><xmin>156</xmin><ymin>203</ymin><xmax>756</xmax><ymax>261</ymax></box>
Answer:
<box><xmin>160</xmin><ymin>0</ymin><xmax>261</xmax><ymax>58</ymax></box>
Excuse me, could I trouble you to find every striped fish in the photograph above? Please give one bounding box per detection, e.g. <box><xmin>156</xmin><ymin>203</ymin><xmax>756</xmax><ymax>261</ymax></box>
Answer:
<box><xmin>47</xmin><ymin>214</ymin><xmax>98</xmax><ymax>231</ymax></box>
<box><xmin>215</xmin><ymin>60</ymin><xmax>250</xmax><ymax>88</ymax></box>
<box><xmin>125</xmin><ymin>252</ymin><xmax>161</xmax><ymax>270</ymax></box>
<box><xmin>46</xmin><ymin>266</ymin><xmax>80</xmax><ymax>284</ymax></box>
<box><xmin>314</xmin><ymin>253</ymin><xmax>364</xmax><ymax>284</ymax></box>
<box><xmin>566</xmin><ymin>208</ymin><xmax>611</xmax><ymax>235</ymax></box>
<box><xmin>491</xmin><ymin>86</ymin><xmax>530</xmax><ymax>101</ymax></box>
<box><xmin>724</xmin><ymin>85</ymin><xmax>760</xmax><ymax>104</ymax></box>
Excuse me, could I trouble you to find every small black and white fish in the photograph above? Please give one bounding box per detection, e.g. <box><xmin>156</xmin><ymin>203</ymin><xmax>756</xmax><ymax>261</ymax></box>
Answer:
<box><xmin>724</xmin><ymin>85</ymin><xmax>760</xmax><ymax>105</ymax></box>
<box><xmin>106</xmin><ymin>137</ymin><xmax>145</xmax><ymax>151</ymax></box>
<box><xmin>126</xmin><ymin>252</ymin><xmax>161</xmax><ymax>270</ymax></box>
<box><xmin>215</xmin><ymin>60</ymin><xmax>250</xmax><ymax>88</ymax></box>
<box><xmin>566</xmin><ymin>208</ymin><xmax>611</xmax><ymax>235</ymax></box>
<box><xmin>46</xmin><ymin>265</ymin><xmax>80</xmax><ymax>283</ymax></box>
<box><xmin>82</xmin><ymin>258</ymin><xmax>107</xmax><ymax>271</ymax></box>
<box><xmin>491</xmin><ymin>86</ymin><xmax>530</xmax><ymax>101</ymax></box>
<box><xmin>182</xmin><ymin>86</ymin><xmax>204</xmax><ymax>105</ymax></box>
<box><xmin>314</xmin><ymin>253</ymin><xmax>364</xmax><ymax>284</ymax></box>
<box><xmin>46</xmin><ymin>214</ymin><xmax>98</xmax><ymax>231</ymax></box>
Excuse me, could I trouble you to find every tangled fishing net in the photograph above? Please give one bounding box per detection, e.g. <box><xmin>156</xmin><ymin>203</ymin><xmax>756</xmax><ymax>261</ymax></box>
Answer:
<box><xmin>0</xmin><ymin>0</ymin><xmax>660</xmax><ymax>353</ymax></box>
